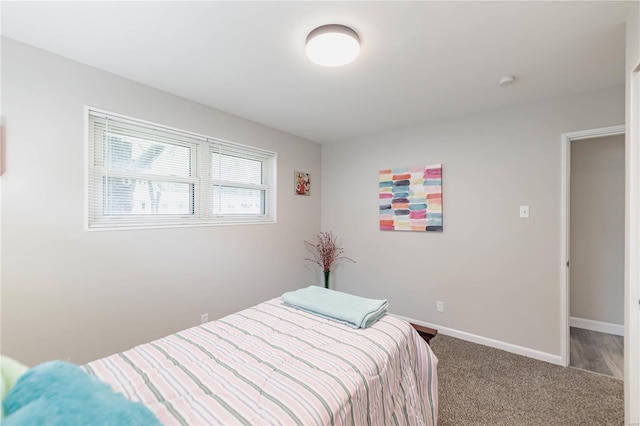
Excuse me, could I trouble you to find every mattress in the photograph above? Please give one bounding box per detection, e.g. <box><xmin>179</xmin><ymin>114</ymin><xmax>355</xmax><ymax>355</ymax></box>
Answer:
<box><xmin>85</xmin><ymin>298</ymin><xmax>438</xmax><ymax>425</ymax></box>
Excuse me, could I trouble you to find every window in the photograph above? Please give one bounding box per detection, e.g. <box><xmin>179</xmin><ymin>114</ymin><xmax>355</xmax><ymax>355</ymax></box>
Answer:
<box><xmin>86</xmin><ymin>108</ymin><xmax>276</xmax><ymax>229</ymax></box>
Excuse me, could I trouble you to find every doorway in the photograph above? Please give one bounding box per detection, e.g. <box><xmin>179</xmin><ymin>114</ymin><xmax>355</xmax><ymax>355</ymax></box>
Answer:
<box><xmin>560</xmin><ymin>125</ymin><xmax>625</xmax><ymax>371</ymax></box>
<box><xmin>568</xmin><ymin>133</ymin><xmax>625</xmax><ymax>378</ymax></box>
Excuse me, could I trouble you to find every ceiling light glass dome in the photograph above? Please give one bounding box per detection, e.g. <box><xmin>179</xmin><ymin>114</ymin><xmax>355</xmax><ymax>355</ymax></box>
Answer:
<box><xmin>305</xmin><ymin>24</ymin><xmax>360</xmax><ymax>67</ymax></box>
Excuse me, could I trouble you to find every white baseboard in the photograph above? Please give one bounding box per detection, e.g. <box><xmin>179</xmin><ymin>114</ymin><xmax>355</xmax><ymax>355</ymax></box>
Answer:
<box><xmin>391</xmin><ymin>313</ymin><xmax>564</xmax><ymax>366</ymax></box>
<box><xmin>570</xmin><ymin>316</ymin><xmax>624</xmax><ymax>336</ymax></box>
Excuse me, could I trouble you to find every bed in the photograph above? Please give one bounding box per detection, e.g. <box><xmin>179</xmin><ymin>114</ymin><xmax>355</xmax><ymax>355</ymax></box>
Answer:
<box><xmin>84</xmin><ymin>298</ymin><xmax>438</xmax><ymax>425</ymax></box>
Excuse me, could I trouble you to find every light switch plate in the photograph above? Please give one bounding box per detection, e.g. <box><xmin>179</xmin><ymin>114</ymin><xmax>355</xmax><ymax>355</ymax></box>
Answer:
<box><xmin>520</xmin><ymin>205</ymin><xmax>530</xmax><ymax>218</ymax></box>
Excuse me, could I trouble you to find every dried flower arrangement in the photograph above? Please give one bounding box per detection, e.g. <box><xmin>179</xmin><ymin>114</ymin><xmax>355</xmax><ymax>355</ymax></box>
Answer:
<box><xmin>304</xmin><ymin>231</ymin><xmax>355</xmax><ymax>288</ymax></box>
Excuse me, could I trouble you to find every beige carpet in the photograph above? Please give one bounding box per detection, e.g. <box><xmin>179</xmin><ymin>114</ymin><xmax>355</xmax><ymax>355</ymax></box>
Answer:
<box><xmin>429</xmin><ymin>334</ymin><xmax>624</xmax><ymax>425</ymax></box>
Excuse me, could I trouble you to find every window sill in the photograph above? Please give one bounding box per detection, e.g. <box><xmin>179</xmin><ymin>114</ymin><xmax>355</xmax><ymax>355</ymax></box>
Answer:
<box><xmin>85</xmin><ymin>218</ymin><xmax>277</xmax><ymax>231</ymax></box>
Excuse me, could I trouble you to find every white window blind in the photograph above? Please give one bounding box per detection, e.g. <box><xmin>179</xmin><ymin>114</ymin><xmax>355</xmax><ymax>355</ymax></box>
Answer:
<box><xmin>87</xmin><ymin>108</ymin><xmax>276</xmax><ymax>230</ymax></box>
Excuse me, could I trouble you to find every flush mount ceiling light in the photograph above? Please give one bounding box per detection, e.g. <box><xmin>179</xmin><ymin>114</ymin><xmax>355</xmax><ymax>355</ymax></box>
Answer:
<box><xmin>305</xmin><ymin>24</ymin><xmax>360</xmax><ymax>67</ymax></box>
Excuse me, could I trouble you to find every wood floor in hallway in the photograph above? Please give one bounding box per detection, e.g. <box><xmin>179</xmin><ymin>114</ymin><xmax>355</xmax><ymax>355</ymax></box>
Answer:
<box><xmin>570</xmin><ymin>327</ymin><xmax>623</xmax><ymax>379</ymax></box>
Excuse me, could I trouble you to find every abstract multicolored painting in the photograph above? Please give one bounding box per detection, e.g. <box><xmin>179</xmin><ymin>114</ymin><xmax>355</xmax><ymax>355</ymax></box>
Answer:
<box><xmin>379</xmin><ymin>164</ymin><xmax>443</xmax><ymax>232</ymax></box>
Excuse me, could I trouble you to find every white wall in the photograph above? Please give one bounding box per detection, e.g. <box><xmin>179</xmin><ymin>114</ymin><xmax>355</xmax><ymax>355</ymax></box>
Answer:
<box><xmin>570</xmin><ymin>134</ymin><xmax>624</xmax><ymax>327</ymax></box>
<box><xmin>0</xmin><ymin>38</ymin><xmax>322</xmax><ymax>366</ymax></box>
<box><xmin>321</xmin><ymin>85</ymin><xmax>624</xmax><ymax>357</ymax></box>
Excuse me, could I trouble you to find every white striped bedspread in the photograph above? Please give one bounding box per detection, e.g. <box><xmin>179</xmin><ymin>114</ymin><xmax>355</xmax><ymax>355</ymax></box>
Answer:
<box><xmin>84</xmin><ymin>298</ymin><xmax>438</xmax><ymax>425</ymax></box>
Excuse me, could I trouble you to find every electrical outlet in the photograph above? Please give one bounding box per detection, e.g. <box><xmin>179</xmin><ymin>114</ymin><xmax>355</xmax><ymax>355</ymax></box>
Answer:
<box><xmin>436</xmin><ymin>301</ymin><xmax>444</xmax><ymax>312</ymax></box>
<box><xmin>200</xmin><ymin>313</ymin><xmax>209</xmax><ymax>324</ymax></box>
<box><xmin>519</xmin><ymin>205</ymin><xmax>530</xmax><ymax>218</ymax></box>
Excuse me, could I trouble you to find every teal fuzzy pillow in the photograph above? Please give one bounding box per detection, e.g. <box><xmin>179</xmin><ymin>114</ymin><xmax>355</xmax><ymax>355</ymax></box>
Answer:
<box><xmin>2</xmin><ymin>360</ymin><xmax>160</xmax><ymax>426</ymax></box>
<box><xmin>1</xmin><ymin>356</ymin><xmax>29</xmax><ymax>419</ymax></box>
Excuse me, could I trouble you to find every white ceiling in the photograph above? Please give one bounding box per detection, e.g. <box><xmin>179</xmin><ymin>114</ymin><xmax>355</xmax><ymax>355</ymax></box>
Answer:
<box><xmin>1</xmin><ymin>1</ymin><xmax>629</xmax><ymax>144</ymax></box>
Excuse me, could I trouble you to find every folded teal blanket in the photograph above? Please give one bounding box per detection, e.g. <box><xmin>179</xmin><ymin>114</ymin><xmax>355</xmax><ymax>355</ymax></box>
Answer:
<box><xmin>2</xmin><ymin>360</ymin><xmax>160</xmax><ymax>426</ymax></box>
<box><xmin>282</xmin><ymin>285</ymin><xmax>388</xmax><ymax>328</ymax></box>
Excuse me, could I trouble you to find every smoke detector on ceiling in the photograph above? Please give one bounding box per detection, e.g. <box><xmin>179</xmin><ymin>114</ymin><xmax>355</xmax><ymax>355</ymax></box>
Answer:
<box><xmin>497</xmin><ymin>76</ymin><xmax>515</xmax><ymax>87</ymax></box>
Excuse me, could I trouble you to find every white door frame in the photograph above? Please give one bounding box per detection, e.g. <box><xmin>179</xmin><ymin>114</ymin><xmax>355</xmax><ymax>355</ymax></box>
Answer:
<box><xmin>560</xmin><ymin>124</ymin><xmax>625</xmax><ymax>367</ymax></box>
<box><xmin>626</xmin><ymin>65</ymin><xmax>640</xmax><ymax>425</ymax></box>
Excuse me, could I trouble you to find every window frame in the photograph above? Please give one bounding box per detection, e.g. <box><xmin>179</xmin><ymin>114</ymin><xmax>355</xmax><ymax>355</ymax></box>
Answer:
<box><xmin>85</xmin><ymin>107</ymin><xmax>277</xmax><ymax>230</ymax></box>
